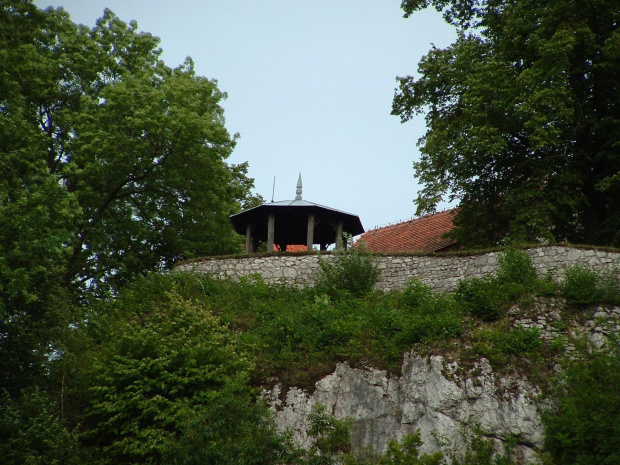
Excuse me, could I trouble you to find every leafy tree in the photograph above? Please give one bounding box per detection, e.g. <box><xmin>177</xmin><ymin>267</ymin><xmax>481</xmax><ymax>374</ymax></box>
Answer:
<box><xmin>1</xmin><ymin>1</ymin><xmax>258</xmax><ymax>295</ymax></box>
<box><xmin>393</xmin><ymin>0</ymin><xmax>620</xmax><ymax>246</ymax></box>
<box><xmin>80</xmin><ymin>274</ymin><xmax>283</xmax><ymax>464</ymax></box>
<box><xmin>0</xmin><ymin>148</ymin><xmax>79</xmax><ymax>395</ymax></box>
<box><xmin>0</xmin><ymin>33</ymin><xmax>81</xmax><ymax>394</ymax></box>
<box><xmin>1</xmin><ymin>0</ymin><xmax>256</xmax><ymax>406</ymax></box>
<box><xmin>0</xmin><ymin>389</ymin><xmax>83</xmax><ymax>465</ymax></box>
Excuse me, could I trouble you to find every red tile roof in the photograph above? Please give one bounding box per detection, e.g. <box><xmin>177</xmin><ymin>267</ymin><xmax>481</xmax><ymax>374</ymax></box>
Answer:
<box><xmin>358</xmin><ymin>209</ymin><xmax>457</xmax><ymax>253</ymax></box>
<box><xmin>277</xmin><ymin>244</ymin><xmax>308</xmax><ymax>252</ymax></box>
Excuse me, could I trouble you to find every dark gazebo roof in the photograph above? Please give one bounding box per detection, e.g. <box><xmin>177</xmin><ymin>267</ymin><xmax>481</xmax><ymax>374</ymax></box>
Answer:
<box><xmin>230</xmin><ymin>175</ymin><xmax>364</xmax><ymax>252</ymax></box>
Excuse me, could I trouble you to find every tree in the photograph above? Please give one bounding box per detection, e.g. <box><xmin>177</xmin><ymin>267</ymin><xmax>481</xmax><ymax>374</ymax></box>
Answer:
<box><xmin>81</xmin><ymin>274</ymin><xmax>291</xmax><ymax>465</ymax></box>
<box><xmin>0</xmin><ymin>2</ymin><xmax>81</xmax><ymax>392</ymax></box>
<box><xmin>1</xmin><ymin>1</ymin><xmax>258</xmax><ymax>295</ymax></box>
<box><xmin>393</xmin><ymin>0</ymin><xmax>620</xmax><ymax>247</ymax></box>
<box><xmin>0</xmin><ymin>389</ymin><xmax>82</xmax><ymax>465</ymax></box>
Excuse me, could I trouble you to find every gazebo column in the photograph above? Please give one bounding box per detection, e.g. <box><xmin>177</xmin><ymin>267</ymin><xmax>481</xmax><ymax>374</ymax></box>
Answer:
<box><xmin>267</xmin><ymin>213</ymin><xmax>275</xmax><ymax>253</ymax></box>
<box><xmin>245</xmin><ymin>222</ymin><xmax>255</xmax><ymax>254</ymax></box>
<box><xmin>306</xmin><ymin>213</ymin><xmax>315</xmax><ymax>251</ymax></box>
<box><xmin>335</xmin><ymin>220</ymin><xmax>344</xmax><ymax>250</ymax></box>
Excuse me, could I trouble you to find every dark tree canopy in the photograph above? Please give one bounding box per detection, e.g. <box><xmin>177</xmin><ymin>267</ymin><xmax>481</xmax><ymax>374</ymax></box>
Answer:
<box><xmin>394</xmin><ymin>0</ymin><xmax>620</xmax><ymax>247</ymax></box>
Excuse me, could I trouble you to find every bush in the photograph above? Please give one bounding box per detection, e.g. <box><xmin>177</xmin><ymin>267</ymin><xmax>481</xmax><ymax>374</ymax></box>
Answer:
<box><xmin>456</xmin><ymin>248</ymin><xmax>560</xmax><ymax>321</ymax></box>
<box><xmin>543</xmin><ymin>344</ymin><xmax>620</xmax><ymax>465</ymax></box>
<box><xmin>0</xmin><ymin>389</ymin><xmax>82</xmax><ymax>465</ymax></box>
<box><xmin>598</xmin><ymin>268</ymin><xmax>620</xmax><ymax>305</ymax></box>
<box><xmin>343</xmin><ymin>430</ymin><xmax>443</xmax><ymax>465</ymax></box>
<box><xmin>455</xmin><ymin>277</ymin><xmax>504</xmax><ymax>321</ymax></box>
<box><xmin>80</xmin><ymin>276</ymin><xmax>281</xmax><ymax>464</ymax></box>
<box><xmin>401</xmin><ymin>278</ymin><xmax>435</xmax><ymax>309</ymax></box>
<box><xmin>496</xmin><ymin>247</ymin><xmax>538</xmax><ymax>288</ymax></box>
<box><xmin>315</xmin><ymin>239</ymin><xmax>379</xmax><ymax>298</ymax></box>
<box><xmin>305</xmin><ymin>404</ymin><xmax>352</xmax><ymax>464</ymax></box>
<box><xmin>449</xmin><ymin>426</ymin><xmax>518</xmax><ymax>465</ymax></box>
<box><xmin>472</xmin><ymin>324</ymin><xmax>542</xmax><ymax>366</ymax></box>
<box><xmin>561</xmin><ymin>265</ymin><xmax>601</xmax><ymax>305</ymax></box>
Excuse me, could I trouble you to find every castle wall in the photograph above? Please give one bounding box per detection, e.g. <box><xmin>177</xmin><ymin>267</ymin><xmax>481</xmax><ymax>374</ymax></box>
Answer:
<box><xmin>174</xmin><ymin>246</ymin><xmax>620</xmax><ymax>292</ymax></box>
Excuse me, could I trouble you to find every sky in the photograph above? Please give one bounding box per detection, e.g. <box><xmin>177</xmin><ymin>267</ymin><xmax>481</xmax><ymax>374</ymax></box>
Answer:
<box><xmin>34</xmin><ymin>0</ymin><xmax>457</xmax><ymax>233</ymax></box>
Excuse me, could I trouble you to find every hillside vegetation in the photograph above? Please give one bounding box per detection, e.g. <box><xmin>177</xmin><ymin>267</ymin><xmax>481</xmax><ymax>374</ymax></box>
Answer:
<box><xmin>2</xmin><ymin>2</ymin><xmax>619</xmax><ymax>464</ymax></box>
<box><xmin>2</xmin><ymin>246</ymin><xmax>619</xmax><ymax>464</ymax></box>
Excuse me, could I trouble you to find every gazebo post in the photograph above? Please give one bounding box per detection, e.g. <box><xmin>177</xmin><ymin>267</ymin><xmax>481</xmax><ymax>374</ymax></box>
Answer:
<box><xmin>335</xmin><ymin>220</ymin><xmax>344</xmax><ymax>250</ymax></box>
<box><xmin>245</xmin><ymin>222</ymin><xmax>254</xmax><ymax>254</ymax></box>
<box><xmin>267</xmin><ymin>213</ymin><xmax>275</xmax><ymax>252</ymax></box>
<box><xmin>306</xmin><ymin>213</ymin><xmax>315</xmax><ymax>251</ymax></box>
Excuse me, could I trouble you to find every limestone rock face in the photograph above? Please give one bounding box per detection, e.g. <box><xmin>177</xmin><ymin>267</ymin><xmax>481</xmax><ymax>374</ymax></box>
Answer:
<box><xmin>266</xmin><ymin>354</ymin><xmax>543</xmax><ymax>463</ymax></box>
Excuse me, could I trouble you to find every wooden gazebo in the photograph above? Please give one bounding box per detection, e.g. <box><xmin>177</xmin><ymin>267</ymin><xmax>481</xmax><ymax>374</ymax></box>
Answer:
<box><xmin>230</xmin><ymin>175</ymin><xmax>364</xmax><ymax>253</ymax></box>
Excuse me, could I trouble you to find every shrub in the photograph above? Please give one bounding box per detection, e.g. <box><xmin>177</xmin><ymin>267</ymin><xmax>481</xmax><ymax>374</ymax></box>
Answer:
<box><xmin>456</xmin><ymin>248</ymin><xmax>560</xmax><ymax>321</ymax></box>
<box><xmin>0</xmin><ymin>389</ymin><xmax>82</xmax><ymax>465</ymax></box>
<box><xmin>449</xmin><ymin>426</ymin><xmax>518</xmax><ymax>465</ymax></box>
<box><xmin>455</xmin><ymin>277</ymin><xmax>504</xmax><ymax>321</ymax></box>
<box><xmin>80</xmin><ymin>277</ymin><xmax>272</xmax><ymax>464</ymax></box>
<box><xmin>401</xmin><ymin>278</ymin><xmax>435</xmax><ymax>309</ymax></box>
<box><xmin>496</xmin><ymin>247</ymin><xmax>538</xmax><ymax>288</ymax></box>
<box><xmin>472</xmin><ymin>324</ymin><xmax>542</xmax><ymax>366</ymax></box>
<box><xmin>306</xmin><ymin>404</ymin><xmax>352</xmax><ymax>464</ymax></box>
<box><xmin>315</xmin><ymin>238</ymin><xmax>379</xmax><ymax>298</ymax></box>
<box><xmin>598</xmin><ymin>267</ymin><xmax>620</xmax><ymax>305</ymax></box>
<box><xmin>543</xmin><ymin>344</ymin><xmax>620</xmax><ymax>465</ymax></box>
<box><xmin>343</xmin><ymin>430</ymin><xmax>443</xmax><ymax>465</ymax></box>
<box><xmin>561</xmin><ymin>265</ymin><xmax>601</xmax><ymax>305</ymax></box>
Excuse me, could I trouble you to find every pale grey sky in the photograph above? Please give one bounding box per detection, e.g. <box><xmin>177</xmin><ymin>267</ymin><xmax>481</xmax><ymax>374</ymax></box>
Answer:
<box><xmin>35</xmin><ymin>0</ymin><xmax>457</xmax><ymax>232</ymax></box>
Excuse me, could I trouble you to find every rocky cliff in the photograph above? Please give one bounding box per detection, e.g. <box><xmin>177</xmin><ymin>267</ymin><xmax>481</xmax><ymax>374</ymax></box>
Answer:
<box><xmin>264</xmin><ymin>304</ymin><xmax>620</xmax><ymax>463</ymax></box>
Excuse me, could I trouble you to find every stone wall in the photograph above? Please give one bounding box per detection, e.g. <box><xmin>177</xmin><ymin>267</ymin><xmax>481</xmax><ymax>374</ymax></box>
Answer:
<box><xmin>174</xmin><ymin>245</ymin><xmax>620</xmax><ymax>292</ymax></box>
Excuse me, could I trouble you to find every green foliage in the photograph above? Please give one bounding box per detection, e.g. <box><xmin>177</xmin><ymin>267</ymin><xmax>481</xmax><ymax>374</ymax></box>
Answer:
<box><xmin>472</xmin><ymin>324</ymin><xmax>542</xmax><ymax>366</ymax></box>
<box><xmin>175</xmin><ymin>273</ymin><xmax>465</xmax><ymax>388</ymax></box>
<box><xmin>398</xmin><ymin>280</ymin><xmax>464</xmax><ymax>345</ymax></box>
<box><xmin>561</xmin><ymin>265</ymin><xmax>601</xmax><ymax>305</ymax></box>
<box><xmin>1</xmin><ymin>3</ymin><xmax>258</xmax><ymax>296</ymax></box>
<box><xmin>401</xmin><ymin>279</ymin><xmax>435</xmax><ymax>308</ymax></box>
<box><xmin>455</xmin><ymin>277</ymin><xmax>503</xmax><ymax>321</ymax></box>
<box><xmin>304</xmin><ymin>404</ymin><xmax>353</xmax><ymax>464</ymax></box>
<box><xmin>543</xmin><ymin>344</ymin><xmax>620</xmax><ymax>465</ymax></box>
<box><xmin>456</xmin><ymin>248</ymin><xmax>557</xmax><ymax>321</ymax></box>
<box><xmin>163</xmin><ymin>394</ymin><xmax>296</xmax><ymax>465</ymax></box>
<box><xmin>598</xmin><ymin>268</ymin><xmax>620</xmax><ymax>304</ymax></box>
<box><xmin>394</xmin><ymin>0</ymin><xmax>620</xmax><ymax>247</ymax></box>
<box><xmin>344</xmin><ymin>431</ymin><xmax>443</xmax><ymax>465</ymax></box>
<box><xmin>496</xmin><ymin>248</ymin><xmax>539</xmax><ymax>289</ymax></box>
<box><xmin>561</xmin><ymin>264</ymin><xmax>620</xmax><ymax>306</ymax></box>
<box><xmin>448</xmin><ymin>427</ymin><xmax>518</xmax><ymax>465</ymax></box>
<box><xmin>0</xmin><ymin>389</ymin><xmax>82</xmax><ymax>465</ymax></box>
<box><xmin>315</xmin><ymin>239</ymin><xmax>379</xmax><ymax>298</ymax></box>
<box><xmin>80</xmin><ymin>275</ymin><xmax>266</xmax><ymax>464</ymax></box>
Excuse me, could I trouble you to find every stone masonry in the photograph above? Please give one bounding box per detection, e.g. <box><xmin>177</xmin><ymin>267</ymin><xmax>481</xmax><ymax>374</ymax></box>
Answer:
<box><xmin>174</xmin><ymin>245</ymin><xmax>620</xmax><ymax>293</ymax></box>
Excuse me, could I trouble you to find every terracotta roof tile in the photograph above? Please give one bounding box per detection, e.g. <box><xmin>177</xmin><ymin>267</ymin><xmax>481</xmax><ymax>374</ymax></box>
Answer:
<box><xmin>358</xmin><ymin>209</ymin><xmax>456</xmax><ymax>253</ymax></box>
<box><xmin>280</xmin><ymin>244</ymin><xmax>307</xmax><ymax>252</ymax></box>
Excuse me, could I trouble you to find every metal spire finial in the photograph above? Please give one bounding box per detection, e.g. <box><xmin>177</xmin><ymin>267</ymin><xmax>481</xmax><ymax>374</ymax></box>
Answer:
<box><xmin>295</xmin><ymin>173</ymin><xmax>302</xmax><ymax>200</ymax></box>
